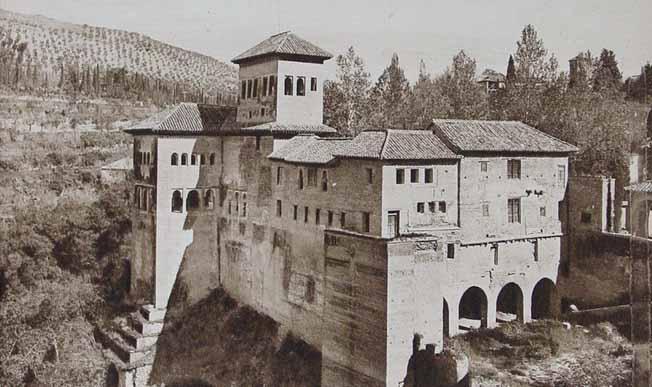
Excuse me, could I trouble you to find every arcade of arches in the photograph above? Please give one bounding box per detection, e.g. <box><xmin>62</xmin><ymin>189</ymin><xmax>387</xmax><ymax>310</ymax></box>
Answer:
<box><xmin>443</xmin><ymin>278</ymin><xmax>559</xmax><ymax>337</ymax></box>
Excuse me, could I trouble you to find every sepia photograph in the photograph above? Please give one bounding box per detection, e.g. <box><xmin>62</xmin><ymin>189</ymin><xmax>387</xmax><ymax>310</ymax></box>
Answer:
<box><xmin>0</xmin><ymin>1</ymin><xmax>650</xmax><ymax>386</ymax></box>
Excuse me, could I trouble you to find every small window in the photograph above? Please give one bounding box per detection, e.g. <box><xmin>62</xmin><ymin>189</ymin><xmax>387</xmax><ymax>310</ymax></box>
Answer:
<box><xmin>171</xmin><ymin>153</ymin><xmax>178</xmax><ymax>166</ymax></box>
<box><xmin>508</xmin><ymin>198</ymin><xmax>521</xmax><ymax>223</ymax></box>
<box><xmin>558</xmin><ymin>165</ymin><xmax>566</xmax><ymax>186</ymax></box>
<box><xmin>241</xmin><ymin>80</ymin><xmax>247</xmax><ymax>100</ymax></box>
<box><xmin>533</xmin><ymin>240</ymin><xmax>539</xmax><ymax>262</ymax></box>
<box><xmin>410</xmin><ymin>169</ymin><xmax>419</xmax><ymax>183</ymax></box>
<box><xmin>186</xmin><ymin>190</ymin><xmax>200</xmax><ymax>210</ymax></box>
<box><xmin>315</xmin><ymin>209</ymin><xmax>321</xmax><ymax>224</ymax></box>
<box><xmin>328</xmin><ymin>211</ymin><xmax>334</xmax><ymax>226</ymax></box>
<box><xmin>298</xmin><ymin>169</ymin><xmax>304</xmax><ymax>190</ymax></box>
<box><xmin>366</xmin><ymin>168</ymin><xmax>373</xmax><ymax>184</ymax></box>
<box><xmin>297</xmin><ymin>77</ymin><xmax>306</xmax><ymax>96</ymax></box>
<box><xmin>228</xmin><ymin>200</ymin><xmax>232</xmax><ymax>214</ymax></box>
<box><xmin>417</xmin><ymin>202</ymin><xmax>425</xmax><ymax>213</ymax></box>
<box><xmin>239</xmin><ymin>222</ymin><xmax>246</xmax><ymax>235</ymax></box>
<box><xmin>308</xmin><ymin>168</ymin><xmax>317</xmax><ymax>186</ymax></box>
<box><xmin>321</xmin><ymin>171</ymin><xmax>328</xmax><ymax>192</ymax></box>
<box><xmin>492</xmin><ymin>244</ymin><xmax>499</xmax><ymax>265</ymax></box>
<box><xmin>305</xmin><ymin>277</ymin><xmax>315</xmax><ymax>303</ymax></box>
<box><xmin>256</xmin><ymin>136</ymin><xmax>261</xmax><ymax>151</ymax></box>
<box><xmin>425</xmin><ymin>168</ymin><xmax>433</xmax><ymax>183</ymax></box>
<box><xmin>200</xmin><ymin>154</ymin><xmax>206</xmax><ymax>165</ymax></box>
<box><xmin>277</xmin><ymin>166</ymin><xmax>283</xmax><ymax>185</ymax></box>
<box><xmin>293</xmin><ymin>205</ymin><xmax>298</xmax><ymax>221</ymax></box>
<box><xmin>247</xmin><ymin>79</ymin><xmax>253</xmax><ymax>99</ymax></box>
<box><xmin>242</xmin><ymin>200</ymin><xmax>247</xmax><ymax>217</ymax></box>
<box><xmin>363</xmin><ymin>212</ymin><xmax>370</xmax><ymax>232</ymax></box>
<box><xmin>581</xmin><ymin>211</ymin><xmax>592</xmax><ymax>224</ymax></box>
<box><xmin>204</xmin><ymin>190</ymin><xmax>214</xmax><ymax>209</ymax></box>
<box><xmin>480</xmin><ymin>161</ymin><xmax>488</xmax><ymax>173</ymax></box>
<box><xmin>269</xmin><ymin>75</ymin><xmax>276</xmax><ymax>95</ymax></box>
<box><xmin>191</xmin><ymin>154</ymin><xmax>197</xmax><ymax>165</ymax></box>
<box><xmin>482</xmin><ymin>203</ymin><xmax>489</xmax><ymax>217</ymax></box>
<box><xmin>261</xmin><ymin>107</ymin><xmax>265</xmax><ymax>116</ymax></box>
<box><xmin>276</xmin><ymin>200</ymin><xmax>282</xmax><ymax>217</ymax></box>
<box><xmin>507</xmin><ymin>159</ymin><xmax>521</xmax><ymax>179</ymax></box>
<box><xmin>310</xmin><ymin>77</ymin><xmax>317</xmax><ymax>91</ymax></box>
<box><xmin>447</xmin><ymin>243</ymin><xmax>455</xmax><ymax>259</ymax></box>
<box><xmin>262</xmin><ymin>77</ymin><xmax>268</xmax><ymax>97</ymax></box>
<box><xmin>235</xmin><ymin>192</ymin><xmax>239</xmax><ymax>213</ymax></box>
<box><xmin>284</xmin><ymin>76</ymin><xmax>293</xmax><ymax>96</ymax></box>
<box><xmin>253</xmin><ymin>78</ymin><xmax>258</xmax><ymax>98</ymax></box>
<box><xmin>172</xmin><ymin>190</ymin><xmax>183</xmax><ymax>212</ymax></box>
<box><xmin>181</xmin><ymin>153</ymin><xmax>188</xmax><ymax>166</ymax></box>
<box><xmin>540</xmin><ymin>206</ymin><xmax>546</xmax><ymax>217</ymax></box>
<box><xmin>209</xmin><ymin>153</ymin><xmax>216</xmax><ymax>165</ymax></box>
<box><xmin>340</xmin><ymin>212</ymin><xmax>346</xmax><ymax>228</ymax></box>
<box><xmin>304</xmin><ymin>206</ymin><xmax>309</xmax><ymax>223</ymax></box>
<box><xmin>428</xmin><ymin>201</ymin><xmax>436</xmax><ymax>213</ymax></box>
<box><xmin>439</xmin><ymin>201</ymin><xmax>447</xmax><ymax>213</ymax></box>
<box><xmin>396</xmin><ymin>168</ymin><xmax>405</xmax><ymax>184</ymax></box>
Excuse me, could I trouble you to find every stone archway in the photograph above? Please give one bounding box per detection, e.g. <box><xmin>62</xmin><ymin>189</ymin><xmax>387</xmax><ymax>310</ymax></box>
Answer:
<box><xmin>531</xmin><ymin>278</ymin><xmax>560</xmax><ymax>319</ymax></box>
<box><xmin>496</xmin><ymin>282</ymin><xmax>524</xmax><ymax>322</ymax></box>
<box><xmin>459</xmin><ymin>286</ymin><xmax>488</xmax><ymax>330</ymax></box>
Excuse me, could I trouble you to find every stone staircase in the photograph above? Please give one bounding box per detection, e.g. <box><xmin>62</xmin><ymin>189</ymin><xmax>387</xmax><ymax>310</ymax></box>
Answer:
<box><xmin>100</xmin><ymin>304</ymin><xmax>166</xmax><ymax>387</ymax></box>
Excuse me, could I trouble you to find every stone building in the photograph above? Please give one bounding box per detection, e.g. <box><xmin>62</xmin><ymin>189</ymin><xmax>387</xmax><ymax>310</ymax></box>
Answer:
<box><xmin>115</xmin><ymin>32</ymin><xmax>578</xmax><ymax>386</ymax></box>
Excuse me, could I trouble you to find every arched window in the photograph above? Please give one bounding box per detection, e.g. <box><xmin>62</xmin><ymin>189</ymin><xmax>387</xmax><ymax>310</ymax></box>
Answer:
<box><xmin>321</xmin><ymin>171</ymin><xmax>328</xmax><ymax>192</ymax></box>
<box><xmin>235</xmin><ymin>192</ymin><xmax>239</xmax><ymax>213</ymax></box>
<box><xmin>297</xmin><ymin>77</ymin><xmax>305</xmax><ymax>96</ymax></box>
<box><xmin>284</xmin><ymin>76</ymin><xmax>293</xmax><ymax>96</ymax></box>
<box><xmin>181</xmin><ymin>153</ymin><xmax>188</xmax><ymax>166</ymax></box>
<box><xmin>209</xmin><ymin>153</ymin><xmax>216</xmax><ymax>165</ymax></box>
<box><xmin>298</xmin><ymin>169</ymin><xmax>304</xmax><ymax>190</ymax></box>
<box><xmin>171</xmin><ymin>153</ymin><xmax>178</xmax><ymax>166</ymax></box>
<box><xmin>191</xmin><ymin>154</ymin><xmax>197</xmax><ymax>165</ymax></box>
<box><xmin>186</xmin><ymin>190</ymin><xmax>200</xmax><ymax>210</ymax></box>
<box><xmin>200</xmin><ymin>154</ymin><xmax>206</xmax><ymax>165</ymax></box>
<box><xmin>172</xmin><ymin>190</ymin><xmax>183</xmax><ymax>212</ymax></box>
<box><xmin>134</xmin><ymin>187</ymin><xmax>140</xmax><ymax>208</ymax></box>
<box><xmin>204</xmin><ymin>190</ymin><xmax>214</xmax><ymax>209</ymax></box>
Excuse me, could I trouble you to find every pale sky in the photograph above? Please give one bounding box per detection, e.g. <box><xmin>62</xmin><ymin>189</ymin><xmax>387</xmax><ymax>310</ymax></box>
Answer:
<box><xmin>2</xmin><ymin>0</ymin><xmax>650</xmax><ymax>82</ymax></box>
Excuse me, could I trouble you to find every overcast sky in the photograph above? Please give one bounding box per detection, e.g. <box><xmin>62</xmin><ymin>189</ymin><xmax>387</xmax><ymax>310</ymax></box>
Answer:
<box><xmin>2</xmin><ymin>0</ymin><xmax>650</xmax><ymax>82</ymax></box>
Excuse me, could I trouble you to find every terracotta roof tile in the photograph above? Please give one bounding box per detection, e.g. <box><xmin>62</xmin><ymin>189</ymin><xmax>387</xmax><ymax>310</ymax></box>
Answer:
<box><xmin>241</xmin><ymin>121</ymin><xmax>337</xmax><ymax>135</ymax></box>
<box><xmin>334</xmin><ymin>129</ymin><xmax>459</xmax><ymax>160</ymax></box>
<box><xmin>127</xmin><ymin>103</ymin><xmax>237</xmax><ymax>133</ymax></box>
<box><xmin>232</xmin><ymin>31</ymin><xmax>332</xmax><ymax>64</ymax></box>
<box><xmin>431</xmin><ymin>119</ymin><xmax>578</xmax><ymax>153</ymax></box>
<box><xmin>268</xmin><ymin>135</ymin><xmax>351</xmax><ymax>164</ymax></box>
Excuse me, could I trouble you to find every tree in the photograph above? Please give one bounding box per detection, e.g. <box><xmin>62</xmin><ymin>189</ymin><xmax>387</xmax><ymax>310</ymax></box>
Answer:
<box><xmin>322</xmin><ymin>46</ymin><xmax>371</xmax><ymax>135</ymax></box>
<box><xmin>407</xmin><ymin>60</ymin><xmax>451</xmax><ymax>128</ymax></box>
<box><xmin>439</xmin><ymin>50</ymin><xmax>488</xmax><ymax>119</ymax></box>
<box><xmin>592</xmin><ymin>49</ymin><xmax>622</xmax><ymax>91</ymax></box>
<box><xmin>368</xmin><ymin>53</ymin><xmax>411</xmax><ymax>129</ymax></box>
<box><xmin>506</xmin><ymin>55</ymin><xmax>516</xmax><ymax>84</ymax></box>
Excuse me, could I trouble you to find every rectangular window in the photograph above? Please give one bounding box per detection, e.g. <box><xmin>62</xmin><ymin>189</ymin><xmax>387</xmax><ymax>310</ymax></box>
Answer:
<box><xmin>480</xmin><ymin>161</ymin><xmax>488</xmax><ymax>173</ymax></box>
<box><xmin>508</xmin><ymin>198</ymin><xmax>521</xmax><ymax>223</ymax></box>
<box><xmin>297</xmin><ymin>76</ymin><xmax>306</xmax><ymax>96</ymax></box>
<box><xmin>363</xmin><ymin>212</ymin><xmax>370</xmax><ymax>232</ymax></box>
<box><xmin>507</xmin><ymin>159</ymin><xmax>521</xmax><ymax>179</ymax></box>
<box><xmin>540</xmin><ymin>206</ymin><xmax>546</xmax><ymax>217</ymax></box>
<box><xmin>396</xmin><ymin>168</ymin><xmax>405</xmax><ymax>184</ymax></box>
<box><xmin>315</xmin><ymin>209</ymin><xmax>321</xmax><ymax>224</ymax></box>
<box><xmin>328</xmin><ymin>211</ymin><xmax>334</xmax><ymax>226</ymax></box>
<box><xmin>410</xmin><ymin>168</ymin><xmax>419</xmax><ymax>183</ymax></box>
<box><xmin>307</xmin><ymin>168</ymin><xmax>317</xmax><ymax>186</ymax></box>
<box><xmin>241</xmin><ymin>80</ymin><xmax>246</xmax><ymax>99</ymax></box>
<box><xmin>276</xmin><ymin>200</ymin><xmax>282</xmax><ymax>217</ymax></box>
<box><xmin>284</xmin><ymin>76</ymin><xmax>293</xmax><ymax>95</ymax></box>
<box><xmin>262</xmin><ymin>77</ymin><xmax>268</xmax><ymax>97</ymax></box>
<box><xmin>261</xmin><ymin>107</ymin><xmax>265</xmax><ymax>116</ymax></box>
<box><xmin>447</xmin><ymin>243</ymin><xmax>455</xmax><ymax>259</ymax></box>
<box><xmin>253</xmin><ymin>78</ymin><xmax>259</xmax><ymax>98</ymax></box>
<box><xmin>482</xmin><ymin>203</ymin><xmax>490</xmax><ymax>217</ymax></box>
<box><xmin>340</xmin><ymin>212</ymin><xmax>346</xmax><ymax>228</ymax></box>
<box><xmin>247</xmin><ymin>79</ymin><xmax>253</xmax><ymax>99</ymax></box>
<box><xmin>269</xmin><ymin>75</ymin><xmax>276</xmax><ymax>95</ymax></box>
<box><xmin>304</xmin><ymin>206</ymin><xmax>309</xmax><ymax>223</ymax></box>
<box><xmin>493</xmin><ymin>244</ymin><xmax>499</xmax><ymax>265</ymax></box>
<box><xmin>293</xmin><ymin>205</ymin><xmax>298</xmax><ymax>221</ymax></box>
<box><xmin>256</xmin><ymin>136</ymin><xmax>261</xmax><ymax>151</ymax></box>
<box><xmin>310</xmin><ymin>77</ymin><xmax>317</xmax><ymax>91</ymax></box>
<box><xmin>581</xmin><ymin>211</ymin><xmax>592</xmax><ymax>224</ymax></box>
<box><xmin>428</xmin><ymin>201</ymin><xmax>436</xmax><ymax>213</ymax></box>
<box><xmin>366</xmin><ymin>168</ymin><xmax>373</xmax><ymax>184</ymax></box>
<box><xmin>276</xmin><ymin>166</ymin><xmax>283</xmax><ymax>185</ymax></box>
<box><xmin>200</xmin><ymin>154</ymin><xmax>206</xmax><ymax>165</ymax></box>
<box><xmin>417</xmin><ymin>202</ymin><xmax>425</xmax><ymax>213</ymax></box>
<box><xmin>439</xmin><ymin>201</ymin><xmax>447</xmax><ymax>213</ymax></box>
<box><xmin>425</xmin><ymin>168</ymin><xmax>433</xmax><ymax>183</ymax></box>
<box><xmin>533</xmin><ymin>240</ymin><xmax>539</xmax><ymax>262</ymax></box>
<box><xmin>191</xmin><ymin>154</ymin><xmax>197</xmax><ymax>165</ymax></box>
<box><xmin>558</xmin><ymin>165</ymin><xmax>566</xmax><ymax>186</ymax></box>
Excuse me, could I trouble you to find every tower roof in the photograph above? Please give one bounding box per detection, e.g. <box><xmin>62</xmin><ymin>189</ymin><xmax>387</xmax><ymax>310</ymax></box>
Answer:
<box><xmin>232</xmin><ymin>31</ymin><xmax>333</xmax><ymax>64</ymax></box>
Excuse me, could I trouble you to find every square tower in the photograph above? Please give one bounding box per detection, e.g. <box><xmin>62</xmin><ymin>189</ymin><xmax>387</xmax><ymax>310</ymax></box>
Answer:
<box><xmin>232</xmin><ymin>31</ymin><xmax>332</xmax><ymax>126</ymax></box>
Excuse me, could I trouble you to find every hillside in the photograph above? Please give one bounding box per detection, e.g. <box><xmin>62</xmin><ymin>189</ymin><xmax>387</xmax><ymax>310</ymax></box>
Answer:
<box><xmin>0</xmin><ymin>8</ymin><xmax>237</xmax><ymax>101</ymax></box>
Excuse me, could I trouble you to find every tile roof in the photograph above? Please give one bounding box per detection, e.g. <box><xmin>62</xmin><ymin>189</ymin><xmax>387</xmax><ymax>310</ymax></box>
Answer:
<box><xmin>232</xmin><ymin>31</ymin><xmax>333</xmax><ymax>64</ymax></box>
<box><xmin>626</xmin><ymin>181</ymin><xmax>652</xmax><ymax>192</ymax></box>
<box><xmin>101</xmin><ymin>157</ymin><xmax>132</xmax><ymax>171</ymax></box>
<box><xmin>268</xmin><ymin>135</ymin><xmax>352</xmax><ymax>164</ymax></box>
<box><xmin>430</xmin><ymin>119</ymin><xmax>578</xmax><ymax>154</ymax></box>
<box><xmin>241</xmin><ymin>121</ymin><xmax>338</xmax><ymax>135</ymax></box>
<box><xmin>127</xmin><ymin>103</ymin><xmax>238</xmax><ymax>134</ymax></box>
<box><xmin>334</xmin><ymin>129</ymin><xmax>460</xmax><ymax>160</ymax></box>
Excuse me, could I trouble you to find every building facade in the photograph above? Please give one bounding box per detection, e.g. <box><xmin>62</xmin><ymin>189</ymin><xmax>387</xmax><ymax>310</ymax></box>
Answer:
<box><xmin>123</xmin><ymin>32</ymin><xmax>578</xmax><ymax>386</ymax></box>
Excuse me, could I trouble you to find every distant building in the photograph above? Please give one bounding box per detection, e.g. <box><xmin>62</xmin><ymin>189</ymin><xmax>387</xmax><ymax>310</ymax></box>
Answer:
<box><xmin>477</xmin><ymin>69</ymin><xmax>505</xmax><ymax>93</ymax></box>
<box><xmin>100</xmin><ymin>157</ymin><xmax>133</xmax><ymax>183</ymax></box>
<box><xmin>569</xmin><ymin>53</ymin><xmax>593</xmax><ymax>88</ymax></box>
<box><xmin>112</xmin><ymin>32</ymin><xmax>578</xmax><ymax>387</ymax></box>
